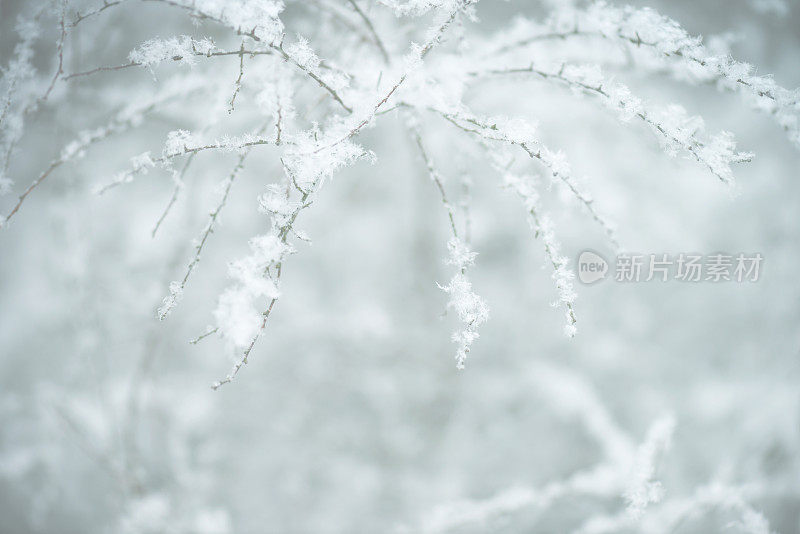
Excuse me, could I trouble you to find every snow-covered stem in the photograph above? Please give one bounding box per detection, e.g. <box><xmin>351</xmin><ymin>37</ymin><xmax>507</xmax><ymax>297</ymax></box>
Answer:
<box><xmin>488</xmin><ymin>2</ymin><xmax>800</xmax><ymax>148</ymax></box>
<box><xmin>144</xmin><ymin>0</ymin><xmax>353</xmax><ymax>113</ymax></box>
<box><xmin>211</xmin><ymin>182</ymin><xmax>310</xmax><ymax>389</ymax></box>
<box><xmin>428</xmin><ymin>105</ymin><xmax>620</xmax><ymax>250</ymax></box>
<box><xmin>469</xmin><ymin>62</ymin><xmax>753</xmax><ymax>184</ymax></box>
<box><xmin>96</xmin><ymin>132</ymin><xmax>276</xmax><ymax>194</ymax></box>
<box><xmin>409</xmin><ymin>117</ymin><xmax>487</xmax><ymax>368</ymax></box>
<box><xmin>2</xmin><ymin>87</ymin><xmax>188</xmax><ymax>226</ymax></box>
<box><xmin>504</xmin><ymin>173</ymin><xmax>578</xmax><ymax>337</ymax></box>
<box><xmin>0</xmin><ymin>9</ymin><xmax>45</xmax><ymax>196</ymax></box>
<box><xmin>312</xmin><ymin>0</ymin><xmax>478</xmax><ymax>154</ymax></box>
<box><xmin>63</xmin><ymin>47</ymin><xmax>273</xmax><ymax>80</ymax></box>
<box><xmin>228</xmin><ymin>42</ymin><xmax>247</xmax><ymax>113</ymax></box>
<box><xmin>157</xmin><ymin>127</ymin><xmax>267</xmax><ymax>320</ymax></box>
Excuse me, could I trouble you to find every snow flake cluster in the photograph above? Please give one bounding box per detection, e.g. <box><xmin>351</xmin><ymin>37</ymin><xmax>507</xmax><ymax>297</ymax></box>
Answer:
<box><xmin>214</xmin><ymin>233</ymin><xmax>293</xmax><ymax>348</ymax></box>
<box><xmin>438</xmin><ymin>238</ymin><xmax>488</xmax><ymax>369</ymax></box>
<box><xmin>129</xmin><ymin>36</ymin><xmax>216</xmax><ymax>70</ymax></box>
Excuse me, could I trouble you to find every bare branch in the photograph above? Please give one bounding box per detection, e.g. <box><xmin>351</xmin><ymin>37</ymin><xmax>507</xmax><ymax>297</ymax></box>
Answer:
<box><xmin>151</xmin><ymin>152</ymin><xmax>196</xmax><ymax>238</ymax></box>
<box><xmin>347</xmin><ymin>0</ymin><xmax>390</xmax><ymax>64</ymax></box>
<box><xmin>69</xmin><ymin>0</ymin><xmax>128</xmax><ymax>28</ymax></box>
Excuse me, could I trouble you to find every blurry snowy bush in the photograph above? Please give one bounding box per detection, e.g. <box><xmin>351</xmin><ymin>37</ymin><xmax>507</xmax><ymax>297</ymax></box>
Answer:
<box><xmin>0</xmin><ymin>0</ymin><xmax>799</xmax><ymax>532</ymax></box>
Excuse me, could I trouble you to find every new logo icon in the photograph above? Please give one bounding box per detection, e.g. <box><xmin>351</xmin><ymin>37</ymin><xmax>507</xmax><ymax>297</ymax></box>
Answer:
<box><xmin>577</xmin><ymin>250</ymin><xmax>608</xmax><ymax>284</ymax></box>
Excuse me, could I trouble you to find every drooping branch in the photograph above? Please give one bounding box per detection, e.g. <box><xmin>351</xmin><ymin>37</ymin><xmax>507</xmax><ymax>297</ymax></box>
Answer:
<box><xmin>468</xmin><ymin>62</ymin><xmax>752</xmax><ymax>184</ymax></box>
<box><xmin>408</xmin><ymin>116</ymin><xmax>487</xmax><ymax>368</ymax></box>
<box><xmin>486</xmin><ymin>4</ymin><xmax>800</xmax><ymax>148</ymax></box>
<box><xmin>427</xmin><ymin>105</ymin><xmax>620</xmax><ymax>250</ymax></box>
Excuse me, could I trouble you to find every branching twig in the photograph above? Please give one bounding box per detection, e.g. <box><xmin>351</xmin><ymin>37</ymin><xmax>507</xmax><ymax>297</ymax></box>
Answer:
<box><xmin>430</xmin><ymin>106</ymin><xmax>620</xmax><ymax>249</ymax></box>
<box><xmin>143</xmin><ymin>0</ymin><xmax>354</xmax><ymax>113</ymax></box>
<box><xmin>63</xmin><ymin>49</ymin><xmax>273</xmax><ymax>80</ymax></box>
<box><xmin>157</xmin><ymin>127</ymin><xmax>271</xmax><ymax>320</ymax></box>
<box><xmin>39</xmin><ymin>2</ymin><xmax>68</xmax><ymax>105</ymax></box>
<box><xmin>2</xmin><ymin>95</ymin><xmax>175</xmax><ymax>226</ymax></box>
<box><xmin>97</xmin><ymin>135</ymin><xmax>275</xmax><ymax>195</ymax></box>
<box><xmin>469</xmin><ymin>64</ymin><xmax>751</xmax><ymax>183</ymax></box>
<box><xmin>309</xmin><ymin>0</ymin><xmax>476</xmax><ymax>155</ymax></box>
<box><xmin>69</xmin><ymin>0</ymin><xmax>128</xmax><ymax>27</ymax></box>
<box><xmin>212</xmin><ymin>174</ymin><xmax>314</xmax><ymax>390</ymax></box>
<box><xmin>228</xmin><ymin>42</ymin><xmax>247</xmax><ymax>113</ymax></box>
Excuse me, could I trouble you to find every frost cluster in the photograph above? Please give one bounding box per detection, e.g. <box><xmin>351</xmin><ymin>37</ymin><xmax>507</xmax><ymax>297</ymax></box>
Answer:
<box><xmin>129</xmin><ymin>36</ymin><xmax>216</xmax><ymax>70</ymax></box>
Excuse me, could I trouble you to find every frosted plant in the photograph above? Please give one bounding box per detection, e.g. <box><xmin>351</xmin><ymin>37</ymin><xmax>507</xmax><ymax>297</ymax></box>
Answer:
<box><xmin>2</xmin><ymin>0</ymin><xmax>797</xmax><ymax>384</ymax></box>
<box><xmin>1</xmin><ymin>1</ymin><xmax>798</xmax><ymax>532</ymax></box>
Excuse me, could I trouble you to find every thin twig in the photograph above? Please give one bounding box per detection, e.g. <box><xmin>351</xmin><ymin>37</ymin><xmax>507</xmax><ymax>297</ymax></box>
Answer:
<box><xmin>39</xmin><ymin>2</ymin><xmax>68</xmax><ymax>104</ymax></box>
<box><xmin>309</xmin><ymin>0</ymin><xmax>474</xmax><ymax>155</ymax></box>
<box><xmin>432</xmin><ymin>107</ymin><xmax>620</xmax><ymax>249</ymax></box>
<box><xmin>63</xmin><ymin>49</ymin><xmax>273</xmax><ymax>80</ymax></box>
<box><xmin>69</xmin><ymin>0</ymin><xmax>128</xmax><ymax>27</ymax></box>
<box><xmin>189</xmin><ymin>327</ymin><xmax>218</xmax><ymax>345</ymax></box>
<box><xmin>469</xmin><ymin>64</ymin><xmax>750</xmax><ymax>183</ymax></box>
<box><xmin>409</xmin><ymin>122</ymin><xmax>459</xmax><ymax>239</ymax></box>
<box><xmin>347</xmin><ymin>0</ymin><xmax>390</xmax><ymax>63</ymax></box>
<box><xmin>143</xmin><ymin>0</ymin><xmax>354</xmax><ymax>113</ymax></box>
<box><xmin>96</xmin><ymin>136</ymin><xmax>275</xmax><ymax>195</ymax></box>
<box><xmin>227</xmin><ymin>42</ymin><xmax>246</xmax><ymax>113</ymax></box>
<box><xmin>2</xmin><ymin>98</ymin><xmax>168</xmax><ymax>226</ymax></box>
<box><xmin>151</xmin><ymin>152</ymin><xmax>197</xmax><ymax>237</ymax></box>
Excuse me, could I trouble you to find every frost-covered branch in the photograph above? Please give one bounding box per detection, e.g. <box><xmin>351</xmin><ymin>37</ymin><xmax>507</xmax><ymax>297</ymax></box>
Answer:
<box><xmin>96</xmin><ymin>130</ymin><xmax>276</xmax><ymax>194</ymax></box>
<box><xmin>469</xmin><ymin>62</ymin><xmax>753</xmax><ymax>184</ymax></box>
<box><xmin>488</xmin><ymin>2</ymin><xmax>800</xmax><ymax>148</ymax></box>
<box><xmin>39</xmin><ymin>1</ymin><xmax>68</xmax><ymax>105</ymax></box>
<box><xmin>144</xmin><ymin>0</ymin><xmax>353</xmax><ymax>112</ymax></box>
<box><xmin>63</xmin><ymin>42</ymin><xmax>273</xmax><ymax>80</ymax></box>
<box><xmin>69</xmin><ymin>0</ymin><xmax>128</xmax><ymax>27</ymax></box>
<box><xmin>210</xmin><ymin>129</ymin><xmax>372</xmax><ymax>388</ymax></box>
<box><xmin>2</xmin><ymin>77</ymin><xmax>203</xmax><ymax>226</ymax></box>
<box><xmin>0</xmin><ymin>0</ymin><xmax>793</xmax><ymax>387</ymax></box>
<box><xmin>428</xmin><ymin>105</ymin><xmax>620</xmax><ymax>249</ymax></box>
<box><xmin>157</xmin><ymin>130</ymin><xmax>267</xmax><ymax>320</ymax></box>
<box><xmin>504</xmin><ymin>172</ymin><xmax>577</xmax><ymax>337</ymax></box>
<box><xmin>409</xmin><ymin>117</ymin><xmax>487</xmax><ymax>368</ymax></box>
<box><xmin>312</xmin><ymin>0</ymin><xmax>478</xmax><ymax>155</ymax></box>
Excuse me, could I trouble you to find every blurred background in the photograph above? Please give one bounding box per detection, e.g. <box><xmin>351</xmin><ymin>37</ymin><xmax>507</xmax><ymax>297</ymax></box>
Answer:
<box><xmin>0</xmin><ymin>0</ymin><xmax>798</xmax><ymax>532</ymax></box>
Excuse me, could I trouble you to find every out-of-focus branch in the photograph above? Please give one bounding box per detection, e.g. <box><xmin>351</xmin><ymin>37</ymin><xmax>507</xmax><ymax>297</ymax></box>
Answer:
<box><xmin>347</xmin><ymin>0</ymin><xmax>390</xmax><ymax>64</ymax></box>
